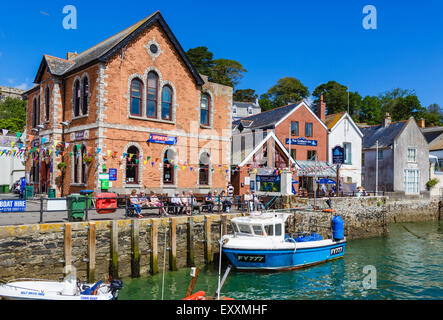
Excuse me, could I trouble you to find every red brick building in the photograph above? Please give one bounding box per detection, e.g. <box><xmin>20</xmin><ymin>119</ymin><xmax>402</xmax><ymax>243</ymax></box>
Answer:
<box><xmin>23</xmin><ymin>12</ymin><xmax>232</xmax><ymax>196</ymax></box>
<box><xmin>231</xmin><ymin>99</ymin><xmax>335</xmax><ymax>195</ymax></box>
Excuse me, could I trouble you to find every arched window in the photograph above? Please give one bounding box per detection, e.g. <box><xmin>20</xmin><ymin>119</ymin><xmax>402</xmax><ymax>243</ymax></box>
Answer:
<box><xmin>73</xmin><ymin>79</ymin><xmax>81</xmax><ymax>117</ymax></box>
<box><xmin>163</xmin><ymin>149</ymin><xmax>175</xmax><ymax>184</ymax></box>
<box><xmin>81</xmin><ymin>145</ymin><xmax>87</xmax><ymax>184</ymax></box>
<box><xmin>161</xmin><ymin>85</ymin><xmax>172</xmax><ymax>120</ymax></box>
<box><xmin>199</xmin><ymin>152</ymin><xmax>210</xmax><ymax>185</ymax></box>
<box><xmin>130</xmin><ymin>78</ymin><xmax>143</xmax><ymax>116</ymax></box>
<box><xmin>126</xmin><ymin>146</ymin><xmax>139</xmax><ymax>184</ymax></box>
<box><xmin>82</xmin><ymin>77</ymin><xmax>89</xmax><ymax>115</ymax></box>
<box><xmin>147</xmin><ymin>71</ymin><xmax>158</xmax><ymax>118</ymax></box>
<box><xmin>200</xmin><ymin>93</ymin><xmax>210</xmax><ymax>126</ymax></box>
<box><xmin>45</xmin><ymin>87</ymin><xmax>50</xmax><ymax>122</ymax></box>
<box><xmin>73</xmin><ymin>145</ymin><xmax>80</xmax><ymax>183</ymax></box>
<box><xmin>32</xmin><ymin>97</ymin><xmax>37</xmax><ymax>128</ymax></box>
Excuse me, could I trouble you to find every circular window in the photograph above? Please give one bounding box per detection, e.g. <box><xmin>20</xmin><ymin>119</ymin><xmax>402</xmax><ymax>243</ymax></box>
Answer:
<box><xmin>150</xmin><ymin>44</ymin><xmax>158</xmax><ymax>54</ymax></box>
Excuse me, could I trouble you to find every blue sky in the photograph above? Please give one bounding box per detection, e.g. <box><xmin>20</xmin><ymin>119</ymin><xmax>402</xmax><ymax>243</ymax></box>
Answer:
<box><xmin>0</xmin><ymin>0</ymin><xmax>442</xmax><ymax>108</ymax></box>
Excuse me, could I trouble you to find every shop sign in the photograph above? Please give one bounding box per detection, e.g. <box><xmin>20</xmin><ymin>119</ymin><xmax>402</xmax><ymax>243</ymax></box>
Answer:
<box><xmin>109</xmin><ymin>168</ymin><xmax>117</xmax><ymax>181</ymax></box>
<box><xmin>0</xmin><ymin>200</ymin><xmax>26</xmax><ymax>212</ymax></box>
<box><xmin>147</xmin><ymin>134</ymin><xmax>177</xmax><ymax>145</ymax></box>
<box><xmin>286</xmin><ymin>137</ymin><xmax>317</xmax><ymax>146</ymax></box>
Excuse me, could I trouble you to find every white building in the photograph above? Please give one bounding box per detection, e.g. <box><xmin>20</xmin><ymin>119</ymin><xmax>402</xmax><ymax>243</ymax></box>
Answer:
<box><xmin>0</xmin><ymin>134</ymin><xmax>25</xmax><ymax>191</ymax></box>
<box><xmin>325</xmin><ymin>112</ymin><xmax>363</xmax><ymax>188</ymax></box>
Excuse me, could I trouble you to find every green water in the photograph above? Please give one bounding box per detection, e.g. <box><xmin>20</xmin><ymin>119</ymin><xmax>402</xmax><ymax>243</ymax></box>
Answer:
<box><xmin>118</xmin><ymin>221</ymin><xmax>443</xmax><ymax>300</ymax></box>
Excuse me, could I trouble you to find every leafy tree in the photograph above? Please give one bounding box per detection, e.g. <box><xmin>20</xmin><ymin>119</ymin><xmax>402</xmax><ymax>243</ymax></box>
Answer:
<box><xmin>233</xmin><ymin>89</ymin><xmax>258</xmax><ymax>102</ymax></box>
<box><xmin>312</xmin><ymin>81</ymin><xmax>349</xmax><ymax>115</ymax></box>
<box><xmin>0</xmin><ymin>97</ymin><xmax>26</xmax><ymax>133</ymax></box>
<box><xmin>414</xmin><ymin>103</ymin><xmax>442</xmax><ymax>126</ymax></box>
<box><xmin>258</xmin><ymin>93</ymin><xmax>274</xmax><ymax>111</ymax></box>
<box><xmin>264</xmin><ymin>77</ymin><xmax>309</xmax><ymax>109</ymax></box>
<box><xmin>359</xmin><ymin>96</ymin><xmax>383</xmax><ymax>124</ymax></box>
<box><xmin>209</xmin><ymin>59</ymin><xmax>247</xmax><ymax>88</ymax></box>
<box><xmin>186</xmin><ymin>46</ymin><xmax>214</xmax><ymax>76</ymax></box>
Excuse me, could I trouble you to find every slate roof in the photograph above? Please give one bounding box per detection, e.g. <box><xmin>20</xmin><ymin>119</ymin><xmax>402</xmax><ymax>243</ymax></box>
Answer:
<box><xmin>232</xmin><ymin>102</ymin><xmax>302</xmax><ymax>130</ymax></box>
<box><xmin>233</xmin><ymin>102</ymin><xmax>261</xmax><ymax>109</ymax></box>
<box><xmin>420</xmin><ymin>126</ymin><xmax>443</xmax><ymax>144</ymax></box>
<box><xmin>31</xmin><ymin>11</ymin><xmax>203</xmax><ymax>86</ymax></box>
<box><xmin>360</xmin><ymin>121</ymin><xmax>407</xmax><ymax>149</ymax></box>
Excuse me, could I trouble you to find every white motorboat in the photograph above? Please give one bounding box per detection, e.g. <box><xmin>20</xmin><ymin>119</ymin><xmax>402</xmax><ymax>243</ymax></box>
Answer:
<box><xmin>0</xmin><ymin>278</ymin><xmax>123</xmax><ymax>300</ymax></box>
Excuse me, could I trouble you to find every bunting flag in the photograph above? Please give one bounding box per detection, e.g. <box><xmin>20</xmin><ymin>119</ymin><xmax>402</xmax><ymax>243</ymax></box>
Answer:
<box><xmin>2</xmin><ymin>129</ymin><xmax>8</xmax><ymax>136</ymax></box>
<box><xmin>96</xmin><ymin>148</ymin><xmax>101</xmax><ymax>155</ymax></box>
<box><xmin>16</xmin><ymin>132</ymin><xmax>22</xmax><ymax>139</ymax></box>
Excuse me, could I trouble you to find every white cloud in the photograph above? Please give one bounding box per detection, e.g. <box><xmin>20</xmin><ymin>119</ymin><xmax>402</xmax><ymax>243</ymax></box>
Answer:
<box><xmin>16</xmin><ymin>83</ymin><xmax>29</xmax><ymax>90</ymax></box>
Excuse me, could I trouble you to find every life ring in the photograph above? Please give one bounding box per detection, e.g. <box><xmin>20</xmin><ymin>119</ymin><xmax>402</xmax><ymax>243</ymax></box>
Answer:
<box><xmin>322</xmin><ymin>209</ymin><xmax>336</xmax><ymax>213</ymax></box>
<box><xmin>184</xmin><ymin>291</ymin><xmax>206</xmax><ymax>300</ymax></box>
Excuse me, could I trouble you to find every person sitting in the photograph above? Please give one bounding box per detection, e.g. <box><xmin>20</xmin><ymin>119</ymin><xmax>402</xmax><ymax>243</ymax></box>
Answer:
<box><xmin>205</xmin><ymin>191</ymin><xmax>215</xmax><ymax>213</ymax></box>
<box><xmin>149</xmin><ymin>191</ymin><xmax>168</xmax><ymax>216</ymax></box>
<box><xmin>171</xmin><ymin>192</ymin><xmax>184</xmax><ymax>214</ymax></box>
<box><xmin>138</xmin><ymin>190</ymin><xmax>150</xmax><ymax>207</ymax></box>
<box><xmin>129</xmin><ymin>189</ymin><xmax>143</xmax><ymax>218</ymax></box>
<box><xmin>188</xmin><ymin>191</ymin><xmax>199</xmax><ymax>214</ymax></box>
<box><xmin>219</xmin><ymin>190</ymin><xmax>232</xmax><ymax>213</ymax></box>
<box><xmin>181</xmin><ymin>191</ymin><xmax>192</xmax><ymax>216</ymax></box>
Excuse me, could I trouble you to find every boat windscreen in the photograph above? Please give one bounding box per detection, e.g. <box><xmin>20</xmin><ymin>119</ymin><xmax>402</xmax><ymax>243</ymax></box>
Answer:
<box><xmin>275</xmin><ymin>223</ymin><xmax>282</xmax><ymax>236</ymax></box>
<box><xmin>264</xmin><ymin>224</ymin><xmax>273</xmax><ymax>236</ymax></box>
<box><xmin>252</xmin><ymin>225</ymin><xmax>264</xmax><ymax>236</ymax></box>
<box><xmin>238</xmin><ymin>224</ymin><xmax>252</xmax><ymax>234</ymax></box>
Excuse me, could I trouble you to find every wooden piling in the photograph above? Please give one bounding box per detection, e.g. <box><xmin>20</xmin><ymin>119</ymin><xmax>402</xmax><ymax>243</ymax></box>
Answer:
<box><xmin>64</xmin><ymin>223</ymin><xmax>72</xmax><ymax>277</ymax></box>
<box><xmin>131</xmin><ymin>219</ymin><xmax>140</xmax><ymax>278</ymax></box>
<box><xmin>150</xmin><ymin>220</ymin><xmax>159</xmax><ymax>274</ymax></box>
<box><xmin>187</xmin><ymin>217</ymin><xmax>195</xmax><ymax>267</ymax></box>
<box><xmin>169</xmin><ymin>218</ymin><xmax>177</xmax><ymax>271</ymax></box>
<box><xmin>110</xmin><ymin>220</ymin><xmax>119</xmax><ymax>279</ymax></box>
<box><xmin>87</xmin><ymin>222</ymin><xmax>96</xmax><ymax>283</ymax></box>
<box><xmin>221</xmin><ymin>214</ymin><xmax>227</xmax><ymax>236</ymax></box>
<box><xmin>204</xmin><ymin>215</ymin><xmax>212</xmax><ymax>264</ymax></box>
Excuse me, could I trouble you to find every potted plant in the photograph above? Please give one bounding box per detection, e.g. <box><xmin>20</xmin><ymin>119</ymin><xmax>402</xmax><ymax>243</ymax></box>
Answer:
<box><xmin>426</xmin><ymin>178</ymin><xmax>438</xmax><ymax>190</ymax></box>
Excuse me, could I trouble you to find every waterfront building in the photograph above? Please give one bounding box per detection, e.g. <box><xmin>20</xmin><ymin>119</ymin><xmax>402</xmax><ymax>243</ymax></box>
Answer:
<box><xmin>325</xmin><ymin>110</ymin><xmax>363</xmax><ymax>189</ymax></box>
<box><xmin>22</xmin><ymin>11</ymin><xmax>233</xmax><ymax>197</ymax></box>
<box><xmin>0</xmin><ymin>134</ymin><xmax>25</xmax><ymax>191</ymax></box>
<box><xmin>231</xmin><ymin>99</ymin><xmax>334</xmax><ymax>195</ymax></box>
<box><xmin>232</xmin><ymin>100</ymin><xmax>261</xmax><ymax>120</ymax></box>
<box><xmin>360</xmin><ymin>113</ymin><xmax>429</xmax><ymax>197</ymax></box>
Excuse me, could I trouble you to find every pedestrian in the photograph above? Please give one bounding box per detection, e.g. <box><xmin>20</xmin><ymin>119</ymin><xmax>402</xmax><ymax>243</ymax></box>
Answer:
<box><xmin>227</xmin><ymin>183</ymin><xmax>234</xmax><ymax>197</ymax></box>
<box><xmin>244</xmin><ymin>190</ymin><xmax>253</xmax><ymax>212</ymax></box>
<box><xmin>220</xmin><ymin>190</ymin><xmax>232</xmax><ymax>213</ymax></box>
<box><xmin>129</xmin><ymin>189</ymin><xmax>143</xmax><ymax>218</ymax></box>
<box><xmin>205</xmin><ymin>191</ymin><xmax>215</xmax><ymax>213</ymax></box>
<box><xmin>181</xmin><ymin>191</ymin><xmax>192</xmax><ymax>216</ymax></box>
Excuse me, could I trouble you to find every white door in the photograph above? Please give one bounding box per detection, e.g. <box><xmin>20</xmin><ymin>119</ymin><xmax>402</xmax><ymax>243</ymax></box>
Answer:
<box><xmin>404</xmin><ymin>169</ymin><xmax>419</xmax><ymax>194</ymax></box>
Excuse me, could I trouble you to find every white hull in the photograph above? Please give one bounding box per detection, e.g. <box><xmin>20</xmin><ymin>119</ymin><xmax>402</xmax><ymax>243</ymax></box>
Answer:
<box><xmin>0</xmin><ymin>279</ymin><xmax>120</xmax><ymax>300</ymax></box>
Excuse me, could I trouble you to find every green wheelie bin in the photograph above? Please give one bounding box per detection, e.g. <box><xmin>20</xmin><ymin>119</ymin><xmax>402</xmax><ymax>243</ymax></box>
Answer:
<box><xmin>67</xmin><ymin>194</ymin><xmax>87</xmax><ymax>221</ymax></box>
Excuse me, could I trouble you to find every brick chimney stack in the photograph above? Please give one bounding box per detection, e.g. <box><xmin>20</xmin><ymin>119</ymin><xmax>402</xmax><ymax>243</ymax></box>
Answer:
<box><xmin>317</xmin><ymin>94</ymin><xmax>326</xmax><ymax>123</ymax></box>
<box><xmin>66</xmin><ymin>52</ymin><xmax>78</xmax><ymax>60</ymax></box>
<box><xmin>382</xmin><ymin>112</ymin><xmax>391</xmax><ymax>128</ymax></box>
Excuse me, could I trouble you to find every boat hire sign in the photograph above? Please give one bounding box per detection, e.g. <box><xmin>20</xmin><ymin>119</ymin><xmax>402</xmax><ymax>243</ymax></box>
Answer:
<box><xmin>147</xmin><ymin>134</ymin><xmax>177</xmax><ymax>145</ymax></box>
<box><xmin>0</xmin><ymin>200</ymin><xmax>26</xmax><ymax>212</ymax></box>
<box><xmin>285</xmin><ymin>137</ymin><xmax>317</xmax><ymax>146</ymax></box>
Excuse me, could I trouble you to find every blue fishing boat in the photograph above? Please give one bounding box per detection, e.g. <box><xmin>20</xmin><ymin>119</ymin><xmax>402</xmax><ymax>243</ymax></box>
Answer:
<box><xmin>222</xmin><ymin>211</ymin><xmax>346</xmax><ymax>270</ymax></box>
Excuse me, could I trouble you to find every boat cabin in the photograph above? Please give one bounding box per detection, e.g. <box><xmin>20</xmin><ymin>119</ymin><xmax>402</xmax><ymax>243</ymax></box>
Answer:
<box><xmin>230</xmin><ymin>212</ymin><xmax>289</xmax><ymax>239</ymax></box>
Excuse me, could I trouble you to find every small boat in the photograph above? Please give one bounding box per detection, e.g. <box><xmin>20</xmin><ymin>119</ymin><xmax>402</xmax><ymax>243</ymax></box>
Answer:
<box><xmin>0</xmin><ymin>278</ymin><xmax>123</xmax><ymax>300</ymax></box>
<box><xmin>222</xmin><ymin>211</ymin><xmax>346</xmax><ymax>271</ymax></box>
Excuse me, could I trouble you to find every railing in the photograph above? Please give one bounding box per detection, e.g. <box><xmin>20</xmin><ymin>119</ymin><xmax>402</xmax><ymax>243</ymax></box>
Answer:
<box><xmin>0</xmin><ymin>194</ymin><xmax>271</xmax><ymax>225</ymax></box>
<box><xmin>294</xmin><ymin>190</ymin><xmax>385</xmax><ymax>198</ymax></box>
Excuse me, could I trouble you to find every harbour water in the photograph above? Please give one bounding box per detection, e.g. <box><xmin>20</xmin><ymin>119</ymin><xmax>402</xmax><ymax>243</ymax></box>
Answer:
<box><xmin>118</xmin><ymin>221</ymin><xmax>443</xmax><ymax>300</ymax></box>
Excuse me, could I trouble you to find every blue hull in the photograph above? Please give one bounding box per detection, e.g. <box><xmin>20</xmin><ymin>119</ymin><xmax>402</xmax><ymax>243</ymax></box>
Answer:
<box><xmin>223</xmin><ymin>241</ymin><xmax>346</xmax><ymax>270</ymax></box>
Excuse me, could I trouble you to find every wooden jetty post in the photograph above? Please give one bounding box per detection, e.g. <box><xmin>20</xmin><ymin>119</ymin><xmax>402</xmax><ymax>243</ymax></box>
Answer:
<box><xmin>87</xmin><ymin>222</ymin><xmax>96</xmax><ymax>283</ymax></box>
<box><xmin>204</xmin><ymin>215</ymin><xmax>212</xmax><ymax>264</ymax></box>
<box><xmin>150</xmin><ymin>220</ymin><xmax>159</xmax><ymax>274</ymax></box>
<box><xmin>131</xmin><ymin>219</ymin><xmax>140</xmax><ymax>278</ymax></box>
<box><xmin>110</xmin><ymin>220</ymin><xmax>119</xmax><ymax>279</ymax></box>
<box><xmin>187</xmin><ymin>217</ymin><xmax>195</xmax><ymax>267</ymax></box>
<box><xmin>169</xmin><ymin>218</ymin><xmax>177</xmax><ymax>271</ymax></box>
<box><xmin>63</xmin><ymin>223</ymin><xmax>72</xmax><ymax>278</ymax></box>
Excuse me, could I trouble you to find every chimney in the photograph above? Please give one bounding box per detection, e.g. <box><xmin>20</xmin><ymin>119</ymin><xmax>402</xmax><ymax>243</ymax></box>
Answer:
<box><xmin>382</xmin><ymin>112</ymin><xmax>391</xmax><ymax>128</ymax></box>
<box><xmin>317</xmin><ymin>94</ymin><xmax>326</xmax><ymax>123</ymax></box>
<box><xmin>66</xmin><ymin>51</ymin><xmax>78</xmax><ymax>60</ymax></box>
<box><xmin>418</xmin><ymin>118</ymin><xmax>425</xmax><ymax>128</ymax></box>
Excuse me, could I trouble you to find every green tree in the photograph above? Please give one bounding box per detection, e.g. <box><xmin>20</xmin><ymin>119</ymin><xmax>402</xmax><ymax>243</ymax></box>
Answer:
<box><xmin>312</xmin><ymin>81</ymin><xmax>348</xmax><ymax>115</ymax></box>
<box><xmin>359</xmin><ymin>96</ymin><xmax>383</xmax><ymax>124</ymax></box>
<box><xmin>415</xmin><ymin>103</ymin><xmax>442</xmax><ymax>126</ymax></box>
<box><xmin>233</xmin><ymin>89</ymin><xmax>258</xmax><ymax>102</ymax></box>
<box><xmin>265</xmin><ymin>77</ymin><xmax>309</xmax><ymax>109</ymax></box>
<box><xmin>209</xmin><ymin>59</ymin><xmax>247</xmax><ymax>88</ymax></box>
<box><xmin>0</xmin><ymin>97</ymin><xmax>26</xmax><ymax>133</ymax></box>
<box><xmin>258</xmin><ymin>93</ymin><xmax>274</xmax><ymax>111</ymax></box>
<box><xmin>186</xmin><ymin>46</ymin><xmax>214</xmax><ymax>76</ymax></box>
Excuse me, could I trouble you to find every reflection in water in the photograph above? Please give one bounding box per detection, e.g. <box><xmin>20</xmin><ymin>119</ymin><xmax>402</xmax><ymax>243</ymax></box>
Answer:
<box><xmin>119</xmin><ymin>221</ymin><xmax>443</xmax><ymax>300</ymax></box>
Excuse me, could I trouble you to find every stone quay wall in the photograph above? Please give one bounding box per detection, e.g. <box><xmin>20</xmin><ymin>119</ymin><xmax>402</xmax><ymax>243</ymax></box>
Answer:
<box><xmin>0</xmin><ymin>196</ymin><xmax>440</xmax><ymax>281</ymax></box>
